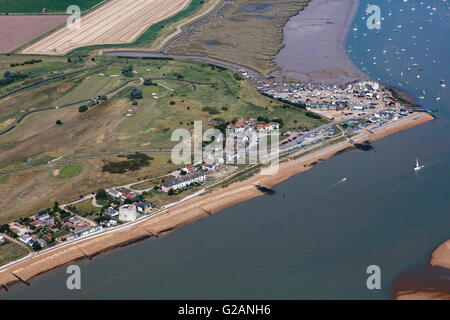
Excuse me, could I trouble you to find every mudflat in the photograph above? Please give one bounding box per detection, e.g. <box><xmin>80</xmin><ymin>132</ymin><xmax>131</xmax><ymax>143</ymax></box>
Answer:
<box><xmin>274</xmin><ymin>0</ymin><xmax>367</xmax><ymax>84</ymax></box>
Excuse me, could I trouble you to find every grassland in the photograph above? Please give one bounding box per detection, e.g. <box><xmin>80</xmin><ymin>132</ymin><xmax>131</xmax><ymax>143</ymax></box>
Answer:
<box><xmin>53</xmin><ymin>164</ymin><xmax>83</xmax><ymax>179</ymax></box>
<box><xmin>67</xmin><ymin>0</ymin><xmax>213</xmax><ymax>57</ymax></box>
<box><xmin>0</xmin><ymin>240</ymin><xmax>29</xmax><ymax>266</ymax></box>
<box><xmin>167</xmin><ymin>0</ymin><xmax>310</xmax><ymax>75</ymax></box>
<box><xmin>70</xmin><ymin>198</ymin><xmax>101</xmax><ymax>216</ymax></box>
<box><xmin>0</xmin><ymin>55</ymin><xmax>325</xmax><ymax>223</ymax></box>
<box><xmin>0</xmin><ymin>0</ymin><xmax>103</xmax><ymax>13</ymax></box>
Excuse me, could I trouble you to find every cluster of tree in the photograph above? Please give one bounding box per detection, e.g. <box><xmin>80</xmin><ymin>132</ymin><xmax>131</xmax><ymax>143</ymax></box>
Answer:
<box><xmin>0</xmin><ymin>70</ymin><xmax>28</xmax><ymax>86</ymax></box>
<box><xmin>102</xmin><ymin>152</ymin><xmax>153</xmax><ymax>174</ymax></box>
<box><xmin>78</xmin><ymin>105</ymin><xmax>88</xmax><ymax>113</ymax></box>
<box><xmin>10</xmin><ymin>59</ymin><xmax>42</xmax><ymax>67</ymax></box>
<box><xmin>0</xmin><ymin>224</ymin><xmax>13</xmax><ymax>238</ymax></box>
<box><xmin>121</xmin><ymin>65</ymin><xmax>134</xmax><ymax>77</ymax></box>
<box><xmin>305</xmin><ymin>112</ymin><xmax>322</xmax><ymax>120</ymax></box>
<box><xmin>129</xmin><ymin>87</ymin><xmax>143</xmax><ymax>100</ymax></box>
<box><xmin>143</xmin><ymin>78</ymin><xmax>154</xmax><ymax>86</ymax></box>
<box><xmin>202</xmin><ymin>106</ymin><xmax>220</xmax><ymax>115</ymax></box>
<box><xmin>233</xmin><ymin>73</ymin><xmax>244</xmax><ymax>81</ymax></box>
<box><xmin>78</xmin><ymin>99</ymin><xmax>97</xmax><ymax>113</ymax></box>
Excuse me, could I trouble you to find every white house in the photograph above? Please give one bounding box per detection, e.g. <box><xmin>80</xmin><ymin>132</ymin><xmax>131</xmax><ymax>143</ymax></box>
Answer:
<box><xmin>161</xmin><ymin>171</ymin><xmax>206</xmax><ymax>193</ymax></box>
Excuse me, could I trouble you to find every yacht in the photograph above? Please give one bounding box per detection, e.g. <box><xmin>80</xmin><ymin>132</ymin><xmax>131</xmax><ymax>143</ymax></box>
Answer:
<box><xmin>414</xmin><ymin>158</ymin><xmax>424</xmax><ymax>171</ymax></box>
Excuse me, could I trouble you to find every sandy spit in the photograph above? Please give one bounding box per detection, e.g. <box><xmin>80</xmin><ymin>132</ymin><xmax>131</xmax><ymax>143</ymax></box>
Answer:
<box><xmin>430</xmin><ymin>240</ymin><xmax>450</xmax><ymax>270</ymax></box>
<box><xmin>0</xmin><ymin>113</ymin><xmax>434</xmax><ymax>289</ymax></box>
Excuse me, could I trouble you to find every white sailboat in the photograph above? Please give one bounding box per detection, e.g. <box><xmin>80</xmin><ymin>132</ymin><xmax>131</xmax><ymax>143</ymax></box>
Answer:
<box><xmin>414</xmin><ymin>158</ymin><xmax>424</xmax><ymax>171</ymax></box>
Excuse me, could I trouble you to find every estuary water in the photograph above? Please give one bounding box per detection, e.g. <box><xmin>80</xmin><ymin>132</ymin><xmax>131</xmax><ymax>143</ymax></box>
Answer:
<box><xmin>2</xmin><ymin>0</ymin><xmax>450</xmax><ymax>299</ymax></box>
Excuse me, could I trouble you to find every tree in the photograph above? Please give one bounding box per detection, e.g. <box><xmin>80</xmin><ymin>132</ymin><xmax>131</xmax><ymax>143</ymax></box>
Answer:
<box><xmin>78</xmin><ymin>105</ymin><xmax>88</xmax><ymax>113</ymax></box>
<box><xmin>129</xmin><ymin>87</ymin><xmax>142</xmax><ymax>100</ymax></box>
<box><xmin>56</xmin><ymin>120</ymin><xmax>62</xmax><ymax>125</ymax></box>
<box><xmin>32</xmin><ymin>242</ymin><xmax>42</xmax><ymax>251</ymax></box>
<box><xmin>168</xmin><ymin>188</ymin><xmax>175</xmax><ymax>195</ymax></box>
<box><xmin>95</xmin><ymin>189</ymin><xmax>108</xmax><ymax>201</ymax></box>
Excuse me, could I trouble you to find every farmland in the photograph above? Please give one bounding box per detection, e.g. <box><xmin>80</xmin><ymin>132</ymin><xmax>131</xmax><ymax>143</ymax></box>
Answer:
<box><xmin>0</xmin><ymin>15</ymin><xmax>67</xmax><ymax>53</ymax></box>
<box><xmin>0</xmin><ymin>0</ymin><xmax>103</xmax><ymax>14</ymax></box>
<box><xmin>21</xmin><ymin>0</ymin><xmax>193</xmax><ymax>55</ymax></box>
<box><xmin>0</xmin><ymin>55</ymin><xmax>325</xmax><ymax>222</ymax></box>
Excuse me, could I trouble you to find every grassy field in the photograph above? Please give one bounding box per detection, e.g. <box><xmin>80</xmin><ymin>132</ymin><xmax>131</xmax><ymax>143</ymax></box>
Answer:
<box><xmin>0</xmin><ymin>240</ymin><xmax>29</xmax><ymax>266</ymax></box>
<box><xmin>0</xmin><ymin>55</ymin><xmax>326</xmax><ymax>223</ymax></box>
<box><xmin>0</xmin><ymin>0</ymin><xmax>103</xmax><ymax>13</ymax></box>
<box><xmin>167</xmin><ymin>0</ymin><xmax>310</xmax><ymax>76</ymax></box>
<box><xmin>70</xmin><ymin>198</ymin><xmax>101</xmax><ymax>216</ymax></box>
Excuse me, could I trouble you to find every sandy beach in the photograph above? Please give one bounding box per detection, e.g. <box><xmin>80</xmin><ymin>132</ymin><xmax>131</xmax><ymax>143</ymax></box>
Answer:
<box><xmin>273</xmin><ymin>0</ymin><xmax>367</xmax><ymax>84</ymax></box>
<box><xmin>0</xmin><ymin>112</ymin><xmax>434</xmax><ymax>289</ymax></box>
<box><xmin>430</xmin><ymin>240</ymin><xmax>450</xmax><ymax>270</ymax></box>
<box><xmin>393</xmin><ymin>237</ymin><xmax>450</xmax><ymax>300</ymax></box>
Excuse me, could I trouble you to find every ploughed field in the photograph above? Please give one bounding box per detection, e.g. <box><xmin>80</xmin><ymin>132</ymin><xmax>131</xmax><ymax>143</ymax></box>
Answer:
<box><xmin>0</xmin><ymin>15</ymin><xmax>67</xmax><ymax>53</ymax></box>
<box><xmin>21</xmin><ymin>0</ymin><xmax>192</xmax><ymax>55</ymax></box>
<box><xmin>0</xmin><ymin>0</ymin><xmax>103</xmax><ymax>13</ymax></box>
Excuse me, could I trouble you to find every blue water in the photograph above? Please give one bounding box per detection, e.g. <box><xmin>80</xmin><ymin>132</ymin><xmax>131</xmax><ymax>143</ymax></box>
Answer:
<box><xmin>1</xmin><ymin>0</ymin><xmax>449</xmax><ymax>299</ymax></box>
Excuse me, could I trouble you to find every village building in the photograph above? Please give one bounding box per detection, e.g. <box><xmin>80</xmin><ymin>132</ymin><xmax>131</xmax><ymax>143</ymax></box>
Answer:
<box><xmin>136</xmin><ymin>201</ymin><xmax>152</xmax><ymax>214</ymax></box>
<box><xmin>109</xmin><ymin>189</ymin><xmax>122</xmax><ymax>199</ymax></box>
<box><xmin>202</xmin><ymin>159</ymin><xmax>218</xmax><ymax>171</ymax></box>
<box><xmin>9</xmin><ymin>222</ymin><xmax>32</xmax><ymax>237</ymax></box>
<box><xmin>161</xmin><ymin>171</ymin><xmax>206</xmax><ymax>193</ymax></box>
<box><xmin>103</xmin><ymin>207</ymin><xmax>119</xmax><ymax>217</ymax></box>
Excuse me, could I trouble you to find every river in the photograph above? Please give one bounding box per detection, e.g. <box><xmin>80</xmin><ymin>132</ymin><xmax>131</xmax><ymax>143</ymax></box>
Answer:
<box><xmin>2</xmin><ymin>0</ymin><xmax>449</xmax><ymax>299</ymax></box>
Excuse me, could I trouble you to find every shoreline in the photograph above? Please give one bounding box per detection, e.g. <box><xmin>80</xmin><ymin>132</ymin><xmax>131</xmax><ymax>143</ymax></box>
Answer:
<box><xmin>0</xmin><ymin>112</ymin><xmax>435</xmax><ymax>291</ymax></box>
<box><xmin>395</xmin><ymin>240</ymin><xmax>450</xmax><ymax>300</ymax></box>
<box><xmin>272</xmin><ymin>0</ymin><xmax>367</xmax><ymax>84</ymax></box>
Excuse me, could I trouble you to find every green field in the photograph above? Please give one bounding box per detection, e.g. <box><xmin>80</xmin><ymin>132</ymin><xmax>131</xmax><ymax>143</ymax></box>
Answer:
<box><xmin>0</xmin><ymin>240</ymin><xmax>29</xmax><ymax>266</ymax></box>
<box><xmin>54</xmin><ymin>164</ymin><xmax>83</xmax><ymax>179</ymax></box>
<box><xmin>0</xmin><ymin>0</ymin><xmax>103</xmax><ymax>13</ymax></box>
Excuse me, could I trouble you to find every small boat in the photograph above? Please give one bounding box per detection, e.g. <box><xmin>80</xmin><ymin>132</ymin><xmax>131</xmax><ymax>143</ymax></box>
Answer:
<box><xmin>414</xmin><ymin>158</ymin><xmax>424</xmax><ymax>171</ymax></box>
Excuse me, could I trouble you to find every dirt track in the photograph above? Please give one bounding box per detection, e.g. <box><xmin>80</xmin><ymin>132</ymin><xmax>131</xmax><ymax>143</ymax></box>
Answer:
<box><xmin>21</xmin><ymin>0</ymin><xmax>191</xmax><ymax>55</ymax></box>
<box><xmin>0</xmin><ymin>15</ymin><xmax>67</xmax><ymax>53</ymax></box>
